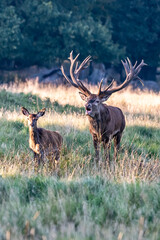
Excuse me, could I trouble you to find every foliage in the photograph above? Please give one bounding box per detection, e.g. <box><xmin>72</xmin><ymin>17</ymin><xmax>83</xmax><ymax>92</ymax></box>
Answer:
<box><xmin>108</xmin><ymin>0</ymin><xmax>160</xmax><ymax>79</ymax></box>
<box><xmin>0</xmin><ymin>0</ymin><xmax>159</xmax><ymax>79</ymax></box>
<box><xmin>0</xmin><ymin>5</ymin><xmax>23</xmax><ymax>67</ymax></box>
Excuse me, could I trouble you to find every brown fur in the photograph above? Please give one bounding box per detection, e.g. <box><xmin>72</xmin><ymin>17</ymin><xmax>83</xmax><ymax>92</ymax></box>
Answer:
<box><xmin>22</xmin><ymin>107</ymin><xmax>63</xmax><ymax>165</ymax></box>
<box><xmin>83</xmin><ymin>95</ymin><xmax>125</xmax><ymax>162</ymax></box>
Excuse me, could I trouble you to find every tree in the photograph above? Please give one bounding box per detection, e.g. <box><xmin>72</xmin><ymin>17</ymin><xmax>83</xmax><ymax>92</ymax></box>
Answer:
<box><xmin>109</xmin><ymin>0</ymin><xmax>160</xmax><ymax>79</ymax></box>
<box><xmin>59</xmin><ymin>16</ymin><xmax>125</xmax><ymax>65</ymax></box>
<box><xmin>0</xmin><ymin>6</ymin><xmax>23</xmax><ymax>69</ymax></box>
<box><xmin>0</xmin><ymin>0</ymin><xmax>159</xmax><ymax>81</ymax></box>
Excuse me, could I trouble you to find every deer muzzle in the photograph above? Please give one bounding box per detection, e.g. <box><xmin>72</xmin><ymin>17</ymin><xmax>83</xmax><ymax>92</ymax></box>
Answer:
<box><xmin>85</xmin><ymin>103</ymin><xmax>92</xmax><ymax>116</ymax></box>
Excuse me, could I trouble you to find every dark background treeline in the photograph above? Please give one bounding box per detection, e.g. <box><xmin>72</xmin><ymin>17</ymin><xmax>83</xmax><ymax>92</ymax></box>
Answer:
<box><xmin>0</xmin><ymin>0</ymin><xmax>160</xmax><ymax>80</ymax></box>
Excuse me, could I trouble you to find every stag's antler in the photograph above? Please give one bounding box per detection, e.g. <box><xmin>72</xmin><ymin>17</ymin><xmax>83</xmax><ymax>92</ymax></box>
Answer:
<box><xmin>61</xmin><ymin>51</ymin><xmax>91</xmax><ymax>96</ymax></box>
<box><xmin>61</xmin><ymin>52</ymin><xmax>147</xmax><ymax>99</ymax></box>
<box><xmin>98</xmin><ymin>58</ymin><xmax>147</xmax><ymax>98</ymax></box>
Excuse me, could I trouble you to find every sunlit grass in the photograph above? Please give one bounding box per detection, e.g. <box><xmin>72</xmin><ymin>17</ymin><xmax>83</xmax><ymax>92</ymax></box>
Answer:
<box><xmin>0</xmin><ymin>82</ymin><xmax>159</xmax><ymax>181</ymax></box>
<box><xmin>0</xmin><ymin>81</ymin><xmax>160</xmax><ymax>239</ymax></box>
<box><xmin>1</xmin><ymin>80</ymin><xmax>160</xmax><ymax>114</ymax></box>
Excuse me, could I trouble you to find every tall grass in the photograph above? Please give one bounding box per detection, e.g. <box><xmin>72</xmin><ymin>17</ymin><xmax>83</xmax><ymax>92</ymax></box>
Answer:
<box><xmin>0</xmin><ymin>176</ymin><xmax>160</xmax><ymax>240</ymax></box>
<box><xmin>0</xmin><ymin>81</ymin><xmax>159</xmax><ymax>179</ymax></box>
<box><xmin>0</xmin><ymin>81</ymin><xmax>160</xmax><ymax>239</ymax></box>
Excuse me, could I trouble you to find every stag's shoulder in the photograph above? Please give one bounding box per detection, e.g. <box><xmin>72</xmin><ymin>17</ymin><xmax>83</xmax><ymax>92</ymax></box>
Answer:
<box><xmin>106</xmin><ymin>105</ymin><xmax>124</xmax><ymax>115</ymax></box>
<box><xmin>101</xmin><ymin>104</ymin><xmax>125</xmax><ymax>123</ymax></box>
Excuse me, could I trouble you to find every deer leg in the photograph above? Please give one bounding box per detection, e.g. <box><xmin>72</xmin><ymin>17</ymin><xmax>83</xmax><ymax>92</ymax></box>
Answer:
<box><xmin>33</xmin><ymin>152</ymin><xmax>39</xmax><ymax>166</ymax></box>
<box><xmin>114</xmin><ymin>133</ymin><xmax>122</xmax><ymax>159</ymax></box>
<box><xmin>55</xmin><ymin>148</ymin><xmax>60</xmax><ymax>161</ymax></box>
<box><xmin>38</xmin><ymin>149</ymin><xmax>44</xmax><ymax>166</ymax></box>
<box><xmin>33</xmin><ymin>152</ymin><xmax>37</xmax><ymax>161</ymax></box>
<box><xmin>33</xmin><ymin>152</ymin><xmax>42</xmax><ymax>170</ymax></box>
<box><xmin>93</xmin><ymin>136</ymin><xmax>100</xmax><ymax>163</ymax></box>
<box><xmin>103</xmin><ymin>138</ymin><xmax>111</xmax><ymax>166</ymax></box>
<box><xmin>52</xmin><ymin>149</ymin><xmax>60</xmax><ymax>169</ymax></box>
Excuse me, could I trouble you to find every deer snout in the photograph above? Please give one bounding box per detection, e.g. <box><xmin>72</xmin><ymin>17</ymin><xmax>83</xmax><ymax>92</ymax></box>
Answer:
<box><xmin>85</xmin><ymin>103</ymin><xmax>92</xmax><ymax>115</ymax></box>
<box><xmin>85</xmin><ymin>103</ymin><xmax>92</xmax><ymax>110</ymax></box>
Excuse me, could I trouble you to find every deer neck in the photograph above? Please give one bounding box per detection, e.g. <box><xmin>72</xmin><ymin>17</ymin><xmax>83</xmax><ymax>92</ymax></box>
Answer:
<box><xmin>87</xmin><ymin>111</ymin><xmax>101</xmax><ymax>136</ymax></box>
<box><xmin>87</xmin><ymin>104</ymin><xmax>109</xmax><ymax>138</ymax></box>
<box><xmin>29</xmin><ymin>126</ymin><xmax>39</xmax><ymax>146</ymax></box>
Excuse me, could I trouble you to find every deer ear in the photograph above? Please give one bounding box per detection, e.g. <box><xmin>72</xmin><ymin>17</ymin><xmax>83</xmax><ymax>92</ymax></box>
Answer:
<box><xmin>79</xmin><ymin>92</ymin><xmax>88</xmax><ymax>102</ymax></box>
<box><xmin>21</xmin><ymin>107</ymin><xmax>30</xmax><ymax>116</ymax></box>
<box><xmin>37</xmin><ymin>108</ymin><xmax>46</xmax><ymax>118</ymax></box>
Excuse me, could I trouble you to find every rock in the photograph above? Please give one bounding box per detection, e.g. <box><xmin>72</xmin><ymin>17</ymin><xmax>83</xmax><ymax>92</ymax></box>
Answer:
<box><xmin>131</xmin><ymin>80</ymin><xmax>160</xmax><ymax>92</ymax></box>
<box><xmin>88</xmin><ymin>62</ymin><xmax>106</xmax><ymax>84</ymax></box>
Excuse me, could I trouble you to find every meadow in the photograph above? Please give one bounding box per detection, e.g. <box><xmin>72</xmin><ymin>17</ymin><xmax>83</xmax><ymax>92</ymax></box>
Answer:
<box><xmin>0</xmin><ymin>80</ymin><xmax>160</xmax><ymax>240</ymax></box>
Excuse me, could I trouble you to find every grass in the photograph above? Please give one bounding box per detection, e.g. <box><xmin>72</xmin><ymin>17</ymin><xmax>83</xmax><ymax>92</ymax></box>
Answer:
<box><xmin>0</xmin><ymin>176</ymin><xmax>160</xmax><ymax>239</ymax></box>
<box><xmin>0</xmin><ymin>81</ymin><xmax>160</xmax><ymax>239</ymax></box>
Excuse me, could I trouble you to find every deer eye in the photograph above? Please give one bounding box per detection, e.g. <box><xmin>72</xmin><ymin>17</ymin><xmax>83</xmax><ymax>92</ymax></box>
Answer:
<box><xmin>95</xmin><ymin>99</ymin><xmax>100</xmax><ymax>103</ymax></box>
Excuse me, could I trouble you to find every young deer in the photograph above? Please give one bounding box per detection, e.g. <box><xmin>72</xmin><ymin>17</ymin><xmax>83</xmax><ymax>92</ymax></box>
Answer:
<box><xmin>61</xmin><ymin>51</ymin><xmax>146</xmax><ymax>164</ymax></box>
<box><xmin>22</xmin><ymin>107</ymin><xmax>63</xmax><ymax>166</ymax></box>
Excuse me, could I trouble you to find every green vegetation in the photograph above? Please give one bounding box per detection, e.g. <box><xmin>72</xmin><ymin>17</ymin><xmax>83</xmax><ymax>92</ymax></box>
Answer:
<box><xmin>0</xmin><ymin>89</ymin><xmax>160</xmax><ymax>239</ymax></box>
<box><xmin>0</xmin><ymin>89</ymin><xmax>52</xmax><ymax>111</ymax></box>
<box><xmin>0</xmin><ymin>176</ymin><xmax>160</xmax><ymax>239</ymax></box>
<box><xmin>0</xmin><ymin>0</ymin><xmax>159</xmax><ymax>80</ymax></box>
<box><xmin>125</xmin><ymin>126</ymin><xmax>160</xmax><ymax>157</ymax></box>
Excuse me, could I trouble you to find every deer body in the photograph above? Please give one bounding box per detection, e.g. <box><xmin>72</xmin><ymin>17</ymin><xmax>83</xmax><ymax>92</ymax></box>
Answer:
<box><xmin>61</xmin><ymin>51</ymin><xmax>146</xmax><ymax>163</ymax></box>
<box><xmin>22</xmin><ymin>107</ymin><xmax>63</xmax><ymax>165</ymax></box>
<box><xmin>88</xmin><ymin>104</ymin><xmax>125</xmax><ymax>137</ymax></box>
<box><xmin>87</xmin><ymin>102</ymin><xmax>125</xmax><ymax>160</ymax></box>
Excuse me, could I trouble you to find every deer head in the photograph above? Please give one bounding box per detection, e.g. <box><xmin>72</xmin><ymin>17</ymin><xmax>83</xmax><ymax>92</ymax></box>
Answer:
<box><xmin>21</xmin><ymin>107</ymin><xmax>46</xmax><ymax>128</ymax></box>
<box><xmin>61</xmin><ymin>52</ymin><xmax>147</xmax><ymax>118</ymax></box>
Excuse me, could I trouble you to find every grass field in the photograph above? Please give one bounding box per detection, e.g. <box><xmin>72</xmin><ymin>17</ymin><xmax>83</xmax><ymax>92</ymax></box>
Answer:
<box><xmin>0</xmin><ymin>81</ymin><xmax>160</xmax><ymax>239</ymax></box>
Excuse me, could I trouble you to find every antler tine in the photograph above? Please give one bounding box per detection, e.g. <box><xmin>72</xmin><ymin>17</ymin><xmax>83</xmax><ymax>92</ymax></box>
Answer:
<box><xmin>78</xmin><ymin>80</ymin><xmax>91</xmax><ymax>95</ymax></box>
<box><xmin>134</xmin><ymin>60</ymin><xmax>147</xmax><ymax>86</ymax></box>
<box><xmin>98</xmin><ymin>79</ymin><xmax>103</xmax><ymax>95</ymax></box>
<box><xmin>98</xmin><ymin>58</ymin><xmax>147</xmax><ymax>98</ymax></box>
<box><xmin>68</xmin><ymin>51</ymin><xmax>79</xmax><ymax>63</ymax></box>
<box><xmin>127</xmin><ymin>57</ymin><xmax>133</xmax><ymax>71</ymax></box>
<box><xmin>74</xmin><ymin>61</ymin><xmax>79</xmax><ymax>72</ymax></box>
<box><xmin>69</xmin><ymin>52</ymin><xmax>91</xmax><ymax>96</ymax></box>
<box><xmin>68</xmin><ymin>50</ymin><xmax>73</xmax><ymax>61</ymax></box>
<box><xmin>60</xmin><ymin>65</ymin><xmax>79</xmax><ymax>88</ymax></box>
<box><xmin>74</xmin><ymin>61</ymin><xmax>79</xmax><ymax>78</ymax></box>
<box><xmin>69</xmin><ymin>52</ymin><xmax>81</xmax><ymax>87</ymax></box>
<box><xmin>75</xmin><ymin>55</ymin><xmax>92</xmax><ymax>74</ymax></box>
<box><xmin>135</xmin><ymin>60</ymin><xmax>147</xmax><ymax>75</ymax></box>
<box><xmin>61</xmin><ymin>51</ymin><xmax>91</xmax><ymax>96</ymax></box>
<box><xmin>121</xmin><ymin>59</ymin><xmax>130</xmax><ymax>76</ymax></box>
<box><xmin>133</xmin><ymin>61</ymin><xmax>138</xmax><ymax>69</ymax></box>
<box><xmin>104</xmin><ymin>79</ymin><xmax>115</xmax><ymax>91</ymax></box>
<box><xmin>98</xmin><ymin>79</ymin><xmax>115</xmax><ymax>96</ymax></box>
<box><xmin>136</xmin><ymin>76</ymin><xmax>144</xmax><ymax>86</ymax></box>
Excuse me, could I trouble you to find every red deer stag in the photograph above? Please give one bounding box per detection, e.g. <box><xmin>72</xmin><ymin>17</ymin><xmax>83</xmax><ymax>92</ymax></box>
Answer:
<box><xmin>61</xmin><ymin>51</ymin><xmax>146</xmax><ymax>163</ymax></box>
<box><xmin>21</xmin><ymin>107</ymin><xmax>63</xmax><ymax>166</ymax></box>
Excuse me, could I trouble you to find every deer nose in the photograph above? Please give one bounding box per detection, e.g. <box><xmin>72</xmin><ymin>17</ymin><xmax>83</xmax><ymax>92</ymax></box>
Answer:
<box><xmin>85</xmin><ymin>103</ymin><xmax>92</xmax><ymax>111</ymax></box>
